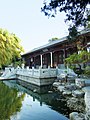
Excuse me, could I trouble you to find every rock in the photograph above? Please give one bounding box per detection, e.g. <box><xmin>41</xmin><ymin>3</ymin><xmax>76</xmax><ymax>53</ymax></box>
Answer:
<box><xmin>75</xmin><ymin>78</ymin><xmax>85</xmax><ymax>88</ymax></box>
<box><xmin>85</xmin><ymin>79</ymin><xmax>90</xmax><ymax>86</ymax></box>
<box><xmin>57</xmin><ymin>73</ymin><xmax>67</xmax><ymax>79</ymax></box>
<box><xmin>67</xmin><ymin>77</ymin><xmax>75</xmax><ymax>83</ymax></box>
<box><xmin>83</xmin><ymin>86</ymin><xmax>90</xmax><ymax>92</ymax></box>
<box><xmin>62</xmin><ymin>90</ymin><xmax>72</xmax><ymax>96</ymax></box>
<box><xmin>72</xmin><ymin>90</ymin><xmax>85</xmax><ymax>98</ymax></box>
<box><xmin>67</xmin><ymin>97</ymin><xmax>85</xmax><ymax>112</ymax></box>
<box><xmin>53</xmin><ymin>82</ymin><xmax>61</xmax><ymax>88</ymax></box>
<box><xmin>75</xmin><ymin>78</ymin><xmax>90</xmax><ymax>88</ymax></box>
<box><xmin>65</xmin><ymin>84</ymin><xmax>77</xmax><ymax>91</ymax></box>
<box><xmin>57</xmin><ymin>85</ymin><xmax>65</xmax><ymax>92</ymax></box>
<box><xmin>69</xmin><ymin>112</ymin><xmax>85</xmax><ymax>120</ymax></box>
<box><xmin>85</xmin><ymin>111</ymin><xmax>90</xmax><ymax>120</ymax></box>
<box><xmin>69</xmin><ymin>112</ymin><xmax>78</xmax><ymax>120</ymax></box>
<box><xmin>33</xmin><ymin>89</ymin><xmax>37</xmax><ymax>93</ymax></box>
<box><xmin>84</xmin><ymin>87</ymin><xmax>90</xmax><ymax>112</ymax></box>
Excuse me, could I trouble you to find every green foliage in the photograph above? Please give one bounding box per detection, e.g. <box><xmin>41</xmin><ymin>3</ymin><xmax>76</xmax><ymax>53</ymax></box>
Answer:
<box><xmin>79</xmin><ymin>51</ymin><xmax>90</xmax><ymax>63</ymax></box>
<box><xmin>51</xmin><ymin>37</ymin><xmax>59</xmax><ymax>40</ymax></box>
<box><xmin>65</xmin><ymin>53</ymin><xmax>79</xmax><ymax>65</ymax></box>
<box><xmin>48</xmin><ymin>37</ymin><xmax>59</xmax><ymax>42</ymax></box>
<box><xmin>67</xmin><ymin>26</ymin><xmax>79</xmax><ymax>41</ymax></box>
<box><xmin>87</xmin><ymin>23</ymin><xmax>90</xmax><ymax>28</ymax></box>
<box><xmin>41</xmin><ymin>0</ymin><xmax>90</xmax><ymax>27</ymax></box>
<box><xmin>65</xmin><ymin>50</ymin><xmax>90</xmax><ymax>76</ymax></box>
<box><xmin>0</xmin><ymin>28</ymin><xmax>24</xmax><ymax>67</ymax></box>
<box><xmin>85</xmin><ymin>10</ymin><xmax>90</xmax><ymax>28</ymax></box>
<box><xmin>0</xmin><ymin>82</ymin><xmax>25</xmax><ymax>120</ymax></box>
<box><xmin>65</xmin><ymin>50</ymin><xmax>90</xmax><ymax>65</ymax></box>
<box><xmin>13</xmin><ymin>61</ymin><xmax>21</xmax><ymax>68</ymax></box>
<box><xmin>84</xmin><ymin>66</ymin><xmax>90</xmax><ymax>77</ymax></box>
<box><xmin>13</xmin><ymin>59</ymin><xmax>24</xmax><ymax>68</ymax></box>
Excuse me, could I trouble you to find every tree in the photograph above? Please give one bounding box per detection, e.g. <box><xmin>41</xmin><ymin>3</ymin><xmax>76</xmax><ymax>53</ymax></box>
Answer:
<box><xmin>41</xmin><ymin>0</ymin><xmax>90</xmax><ymax>27</ymax></box>
<box><xmin>67</xmin><ymin>26</ymin><xmax>79</xmax><ymax>41</ymax></box>
<box><xmin>0</xmin><ymin>28</ymin><xmax>24</xmax><ymax>67</ymax></box>
<box><xmin>48</xmin><ymin>37</ymin><xmax>59</xmax><ymax>42</ymax></box>
<box><xmin>65</xmin><ymin>50</ymin><xmax>90</xmax><ymax>76</ymax></box>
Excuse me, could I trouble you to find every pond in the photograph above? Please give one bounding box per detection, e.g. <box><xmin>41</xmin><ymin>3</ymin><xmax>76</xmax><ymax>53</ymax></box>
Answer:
<box><xmin>0</xmin><ymin>81</ymin><xmax>70</xmax><ymax>120</ymax></box>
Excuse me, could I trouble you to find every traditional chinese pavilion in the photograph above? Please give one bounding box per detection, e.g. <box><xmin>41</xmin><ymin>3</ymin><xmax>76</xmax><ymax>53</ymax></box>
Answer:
<box><xmin>22</xmin><ymin>28</ymin><xmax>90</xmax><ymax>69</ymax></box>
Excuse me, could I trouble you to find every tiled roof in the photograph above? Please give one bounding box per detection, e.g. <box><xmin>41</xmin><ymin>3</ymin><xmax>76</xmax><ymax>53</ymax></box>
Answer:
<box><xmin>22</xmin><ymin>28</ymin><xmax>90</xmax><ymax>56</ymax></box>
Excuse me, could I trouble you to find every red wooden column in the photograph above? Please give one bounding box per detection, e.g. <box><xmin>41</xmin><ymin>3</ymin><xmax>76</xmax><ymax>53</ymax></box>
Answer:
<box><xmin>63</xmin><ymin>49</ymin><xmax>67</xmax><ymax>59</ymax></box>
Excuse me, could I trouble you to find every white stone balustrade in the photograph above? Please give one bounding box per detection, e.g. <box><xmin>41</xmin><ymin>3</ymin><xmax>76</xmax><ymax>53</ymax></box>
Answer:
<box><xmin>16</xmin><ymin>67</ymin><xmax>57</xmax><ymax>79</ymax></box>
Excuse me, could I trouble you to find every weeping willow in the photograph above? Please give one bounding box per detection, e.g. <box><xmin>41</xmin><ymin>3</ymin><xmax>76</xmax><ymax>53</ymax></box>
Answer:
<box><xmin>0</xmin><ymin>28</ymin><xmax>24</xmax><ymax>67</ymax></box>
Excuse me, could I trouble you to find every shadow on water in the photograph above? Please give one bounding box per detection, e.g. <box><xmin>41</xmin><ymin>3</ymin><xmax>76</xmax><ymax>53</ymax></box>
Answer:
<box><xmin>1</xmin><ymin>80</ymin><xmax>70</xmax><ymax>120</ymax></box>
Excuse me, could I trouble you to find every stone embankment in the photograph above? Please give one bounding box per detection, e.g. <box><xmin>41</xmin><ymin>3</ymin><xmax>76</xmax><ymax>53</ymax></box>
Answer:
<box><xmin>53</xmin><ymin>76</ymin><xmax>90</xmax><ymax>120</ymax></box>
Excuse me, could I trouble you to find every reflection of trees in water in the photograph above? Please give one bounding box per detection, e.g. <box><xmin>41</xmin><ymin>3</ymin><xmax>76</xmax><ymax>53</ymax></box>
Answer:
<box><xmin>0</xmin><ymin>82</ymin><xmax>25</xmax><ymax>120</ymax></box>
<box><xmin>30</xmin><ymin>91</ymin><xmax>71</xmax><ymax>117</ymax></box>
<box><xmin>39</xmin><ymin>92</ymin><xmax>71</xmax><ymax>117</ymax></box>
<box><xmin>47</xmin><ymin>98</ymin><xmax>71</xmax><ymax>117</ymax></box>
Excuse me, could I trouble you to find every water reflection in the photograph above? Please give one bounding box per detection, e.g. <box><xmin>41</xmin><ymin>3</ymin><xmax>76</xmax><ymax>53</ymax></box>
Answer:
<box><xmin>0</xmin><ymin>81</ymin><xmax>25</xmax><ymax>120</ymax></box>
<box><xmin>1</xmin><ymin>81</ymin><xmax>69</xmax><ymax>120</ymax></box>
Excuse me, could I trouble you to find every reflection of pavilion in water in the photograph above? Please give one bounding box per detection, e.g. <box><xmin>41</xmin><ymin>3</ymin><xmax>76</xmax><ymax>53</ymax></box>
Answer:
<box><xmin>17</xmin><ymin>78</ymin><xmax>54</xmax><ymax>93</ymax></box>
<box><xmin>3</xmin><ymin>81</ymin><xmax>71</xmax><ymax>117</ymax></box>
<box><xmin>25</xmin><ymin>87</ymin><xmax>71</xmax><ymax>117</ymax></box>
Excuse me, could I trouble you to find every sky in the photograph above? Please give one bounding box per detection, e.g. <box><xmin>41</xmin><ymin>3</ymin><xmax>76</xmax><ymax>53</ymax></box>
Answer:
<box><xmin>0</xmin><ymin>0</ymin><xmax>69</xmax><ymax>53</ymax></box>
